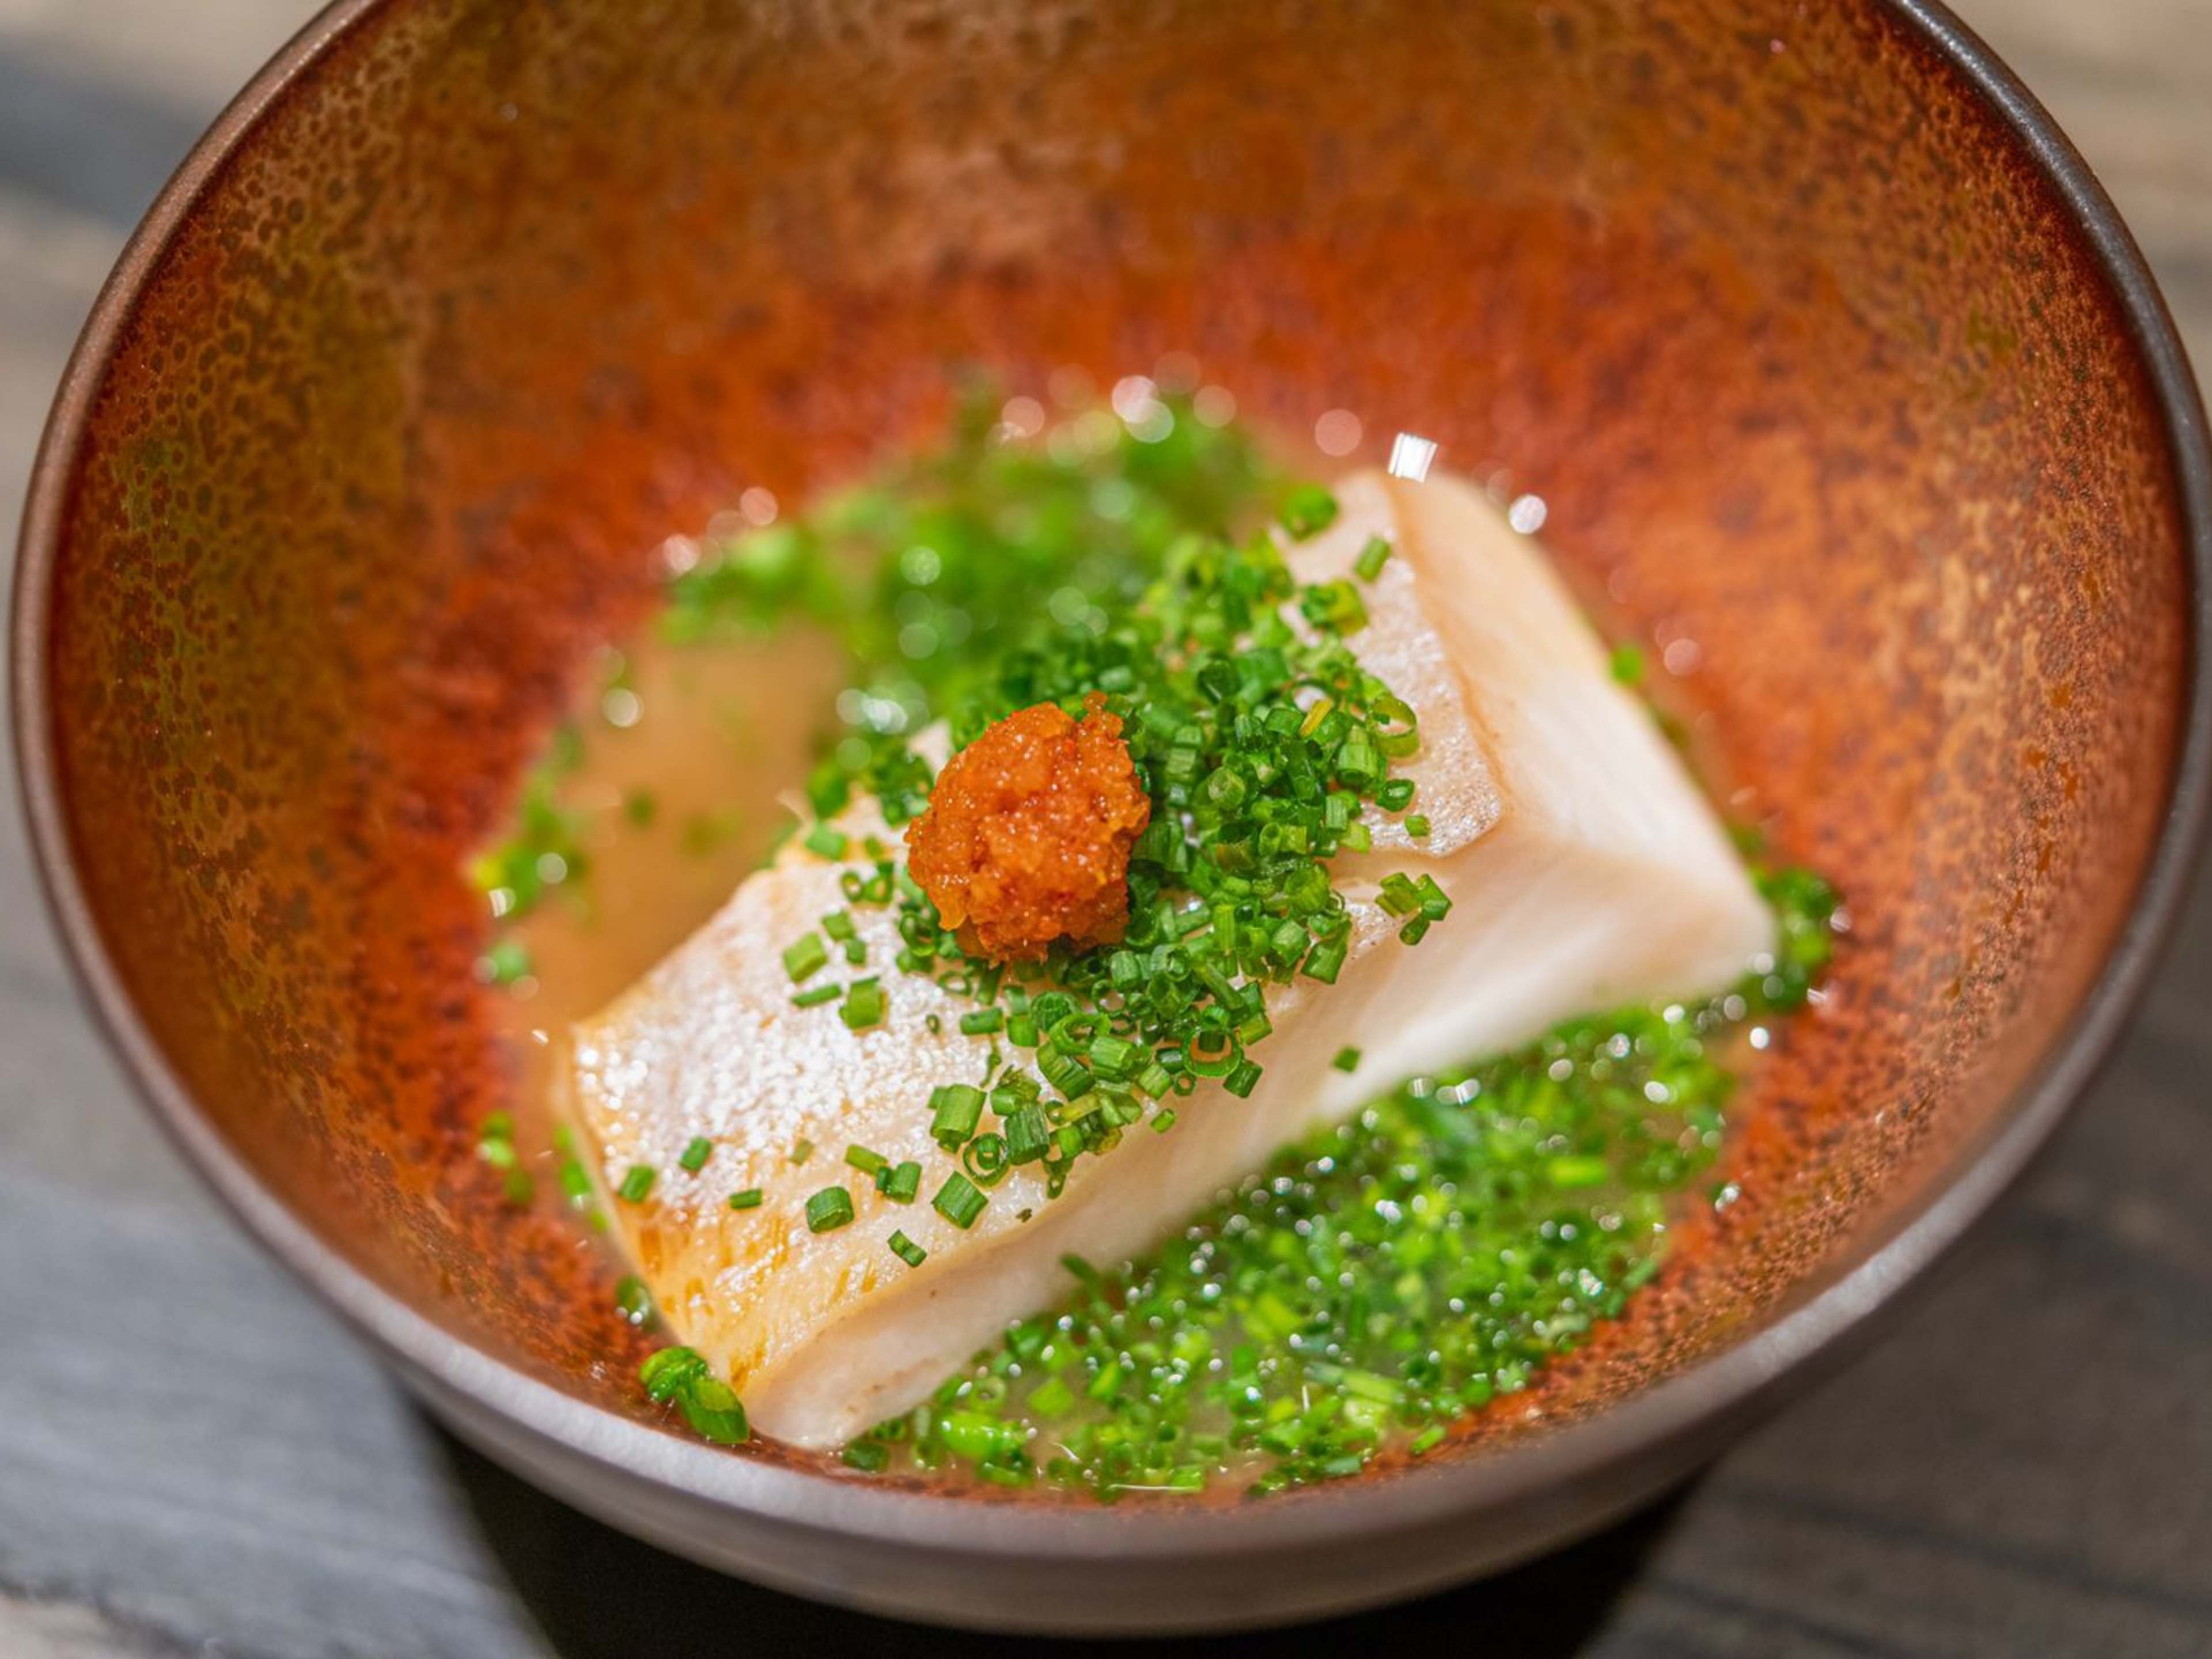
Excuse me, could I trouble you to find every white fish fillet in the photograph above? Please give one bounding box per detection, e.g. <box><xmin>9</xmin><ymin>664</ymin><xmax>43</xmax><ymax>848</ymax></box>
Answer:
<box><xmin>566</xmin><ymin>468</ymin><xmax>1773</xmax><ymax>1448</ymax></box>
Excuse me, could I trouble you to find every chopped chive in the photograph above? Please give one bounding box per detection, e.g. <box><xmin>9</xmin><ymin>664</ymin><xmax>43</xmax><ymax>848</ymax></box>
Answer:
<box><xmin>1037</xmin><ymin>1048</ymin><xmax>1094</xmax><ymax>1101</ymax></box>
<box><xmin>839</xmin><ymin>977</ymin><xmax>886</xmax><ymax>1031</ymax></box>
<box><xmin>728</xmin><ymin>1187</ymin><xmax>764</xmax><ymax>1210</ymax></box>
<box><xmin>820</xmin><ymin>910</ymin><xmax>857</xmax><ymax>942</ymax></box>
<box><xmin>804</xmin><ymin>823</ymin><xmax>849</xmax><ymax>859</ymax></box>
<box><xmin>1280</xmin><ymin>483</ymin><xmax>1339</xmax><ymax>539</ymax></box>
<box><xmin>614</xmin><ymin>1275</ymin><xmax>656</xmax><ymax>1327</ymax></box>
<box><xmin>1302</xmin><ymin>938</ymin><xmax>1347</xmax><ymax>984</ymax></box>
<box><xmin>1377</xmin><ymin>873</ymin><xmax>1422</xmax><ymax>917</ymax></box>
<box><xmin>1406</xmin><ymin>813</ymin><xmax>1431</xmax><ymax>838</ymax></box>
<box><xmin>679</xmin><ymin>1136</ymin><xmax>713</xmax><ymax>1174</ymax></box>
<box><xmin>961</xmin><ymin>1133</ymin><xmax>1009</xmax><ymax>1184</ymax></box>
<box><xmin>959</xmin><ymin>1007</ymin><xmax>1005</xmax><ymax>1035</ymax></box>
<box><xmin>616</xmin><ymin>1165</ymin><xmax>657</xmax><ymax>1205</ymax></box>
<box><xmin>843</xmin><ymin>1439</ymin><xmax>891</xmax><ymax>1471</ymax></box>
<box><xmin>1298</xmin><ymin>578</ymin><xmax>1368</xmax><ymax>635</ymax></box>
<box><xmin>639</xmin><ymin>1345</ymin><xmax>707</xmax><ymax>1402</ymax></box>
<box><xmin>782</xmin><ymin>933</ymin><xmax>829</xmax><ymax>982</ymax></box>
<box><xmin>1027</xmin><ymin>1377</ymin><xmax>1076</xmax><ymax>1418</ymax></box>
<box><xmin>933</xmin><ymin>1172</ymin><xmax>988</xmax><ymax>1229</ymax></box>
<box><xmin>1150</xmin><ymin>1107</ymin><xmax>1178</xmax><ymax>1133</ymax></box>
<box><xmin>930</xmin><ymin>1084</ymin><xmax>985</xmax><ymax>1149</ymax></box>
<box><xmin>680</xmin><ymin>1375</ymin><xmax>750</xmax><ymax>1445</ymax></box>
<box><xmin>888</xmin><ymin>1229</ymin><xmax>928</xmax><ymax>1268</ymax></box>
<box><xmin>842</xmin><ymin>937</ymin><xmax>868</xmax><ymax>966</ymax></box>
<box><xmin>1332</xmin><ymin>1046</ymin><xmax>1362</xmax><ymax>1073</ymax></box>
<box><xmin>1609</xmin><ymin>642</ymin><xmax>1646</xmax><ymax>685</ymax></box>
<box><xmin>1087</xmin><ymin>1032</ymin><xmax>1141</xmax><ymax>1079</ymax></box>
<box><xmin>1354</xmin><ymin>535</ymin><xmax>1392</xmax><ymax>581</ymax></box>
<box><xmin>805</xmin><ymin>1186</ymin><xmax>856</xmax><ymax>1233</ymax></box>
<box><xmin>1547</xmin><ymin>1154</ymin><xmax>1613</xmax><ymax>1189</ymax></box>
<box><xmin>791</xmin><ymin>982</ymin><xmax>841</xmax><ymax>1007</ymax></box>
<box><xmin>1004</xmin><ymin>1105</ymin><xmax>1051</xmax><ymax>1164</ymax></box>
<box><xmin>844</xmin><ymin>1144</ymin><xmax>888</xmax><ymax>1176</ymax></box>
<box><xmin>790</xmin><ymin>1138</ymin><xmax>814</xmax><ymax>1166</ymax></box>
<box><xmin>877</xmin><ymin>1160</ymin><xmax>922</xmax><ymax>1203</ymax></box>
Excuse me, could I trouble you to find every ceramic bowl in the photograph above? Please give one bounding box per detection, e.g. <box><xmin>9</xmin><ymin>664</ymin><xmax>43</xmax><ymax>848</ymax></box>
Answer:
<box><xmin>14</xmin><ymin>0</ymin><xmax>2210</xmax><ymax>1633</ymax></box>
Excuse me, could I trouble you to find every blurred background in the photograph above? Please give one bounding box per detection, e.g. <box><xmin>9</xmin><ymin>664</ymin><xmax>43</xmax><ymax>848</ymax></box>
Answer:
<box><xmin>3</xmin><ymin>2</ymin><xmax>2209</xmax><ymax>1655</ymax></box>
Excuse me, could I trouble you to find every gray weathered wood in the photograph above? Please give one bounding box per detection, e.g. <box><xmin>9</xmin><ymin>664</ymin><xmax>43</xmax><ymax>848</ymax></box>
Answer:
<box><xmin>2</xmin><ymin>2</ymin><xmax>2208</xmax><ymax>1653</ymax></box>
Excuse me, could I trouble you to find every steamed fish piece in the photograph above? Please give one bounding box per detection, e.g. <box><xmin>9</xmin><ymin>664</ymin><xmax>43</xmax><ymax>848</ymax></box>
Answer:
<box><xmin>567</xmin><ymin>468</ymin><xmax>1772</xmax><ymax>1449</ymax></box>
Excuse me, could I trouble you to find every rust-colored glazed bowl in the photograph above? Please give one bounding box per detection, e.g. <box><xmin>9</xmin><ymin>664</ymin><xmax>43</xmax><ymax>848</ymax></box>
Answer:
<box><xmin>13</xmin><ymin>0</ymin><xmax>2211</xmax><ymax>1634</ymax></box>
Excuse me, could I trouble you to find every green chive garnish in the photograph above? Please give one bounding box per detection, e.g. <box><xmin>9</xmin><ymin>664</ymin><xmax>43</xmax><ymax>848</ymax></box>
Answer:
<box><xmin>805</xmin><ymin>1187</ymin><xmax>855</xmax><ymax>1233</ymax></box>
<box><xmin>888</xmin><ymin>1230</ymin><xmax>927</xmax><ymax>1268</ymax></box>
<box><xmin>843</xmin><ymin>1440</ymin><xmax>891</xmax><ymax>1471</ymax></box>
<box><xmin>839</xmin><ymin>978</ymin><xmax>886</xmax><ymax>1030</ymax></box>
<box><xmin>782</xmin><ymin>933</ymin><xmax>829</xmax><ymax>982</ymax></box>
<box><xmin>616</xmin><ymin>1165</ymin><xmax>657</xmax><ymax>1205</ymax></box>
<box><xmin>639</xmin><ymin>1346</ymin><xmax>706</xmax><ymax>1402</ymax></box>
<box><xmin>1354</xmin><ymin>535</ymin><xmax>1392</xmax><ymax>581</ymax></box>
<box><xmin>877</xmin><ymin>1160</ymin><xmax>922</xmax><ymax>1203</ymax></box>
<box><xmin>930</xmin><ymin>1084</ymin><xmax>984</xmax><ymax>1149</ymax></box>
<box><xmin>804</xmin><ymin>823</ymin><xmax>849</xmax><ymax>859</ymax></box>
<box><xmin>933</xmin><ymin>1172</ymin><xmax>987</xmax><ymax>1229</ymax></box>
<box><xmin>844</xmin><ymin>1144</ymin><xmax>888</xmax><ymax>1176</ymax></box>
<box><xmin>614</xmin><ymin>1275</ymin><xmax>656</xmax><ymax>1327</ymax></box>
<box><xmin>679</xmin><ymin>1136</ymin><xmax>713</xmax><ymax>1174</ymax></box>
<box><xmin>1004</xmin><ymin>1105</ymin><xmax>1051</xmax><ymax>1164</ymax></box>
<box><xmin>728</xmin><ymin>1187</ymin><xmax>764</xmax><ymax>1210</ymax></box>
<box><xmin>1332</xmin><ymin>1046</ymin><xmax>1361</xmax><ymax>1073</ymax></box>
<box><xmin>1280</xmin><ymin>483</ymin><xmax>1339</xmax><ymax>539</ymax></box>
<box><xmin>680</xmin><ymin>1374</ymin><xmax>749</xmax><ymax>1445</ymax></box>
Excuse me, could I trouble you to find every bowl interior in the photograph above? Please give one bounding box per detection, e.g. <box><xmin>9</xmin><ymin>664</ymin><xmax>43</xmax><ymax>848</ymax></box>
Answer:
<box><xmin>24</xmin><ymin>0</ymin><xmax>2192</xmax><ymax>1500</ymax></box>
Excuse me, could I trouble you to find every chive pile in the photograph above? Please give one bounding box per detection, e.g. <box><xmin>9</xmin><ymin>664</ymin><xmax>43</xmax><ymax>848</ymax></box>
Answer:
<box><xmin>763</xmin><ymin>512</ymin><xmax>1445</xmax><ymax>1217</ymax></box>
<box><xmin>839</xmin><ymin>870</ymin><xmax>1836</xmax><ymax>1495</ymax></box>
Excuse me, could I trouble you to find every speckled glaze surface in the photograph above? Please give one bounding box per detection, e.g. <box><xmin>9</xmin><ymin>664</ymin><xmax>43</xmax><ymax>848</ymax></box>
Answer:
<box><xmin>14</xmin><ymin>0</ymin><xmax>2209</xmax><ymax>1633</ymax></box>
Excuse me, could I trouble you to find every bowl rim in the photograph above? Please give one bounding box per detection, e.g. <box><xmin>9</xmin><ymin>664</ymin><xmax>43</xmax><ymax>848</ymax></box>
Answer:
<box><xmin>12</xmin><ymin>0</ymin><xmax>2211</xmax><ymax>1567</ymax></box>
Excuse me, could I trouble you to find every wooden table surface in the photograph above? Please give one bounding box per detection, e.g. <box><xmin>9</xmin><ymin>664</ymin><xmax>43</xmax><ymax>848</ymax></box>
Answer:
<box><xmin>3</xmin><ymin>3</ymin><xmax>2209</xmax><ymax>1654</ymax></box>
